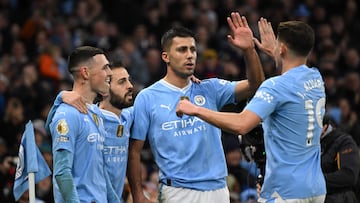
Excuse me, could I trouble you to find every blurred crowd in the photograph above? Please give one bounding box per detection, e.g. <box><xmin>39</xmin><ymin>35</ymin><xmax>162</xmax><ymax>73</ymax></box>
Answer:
<box><xmin>0</xmin><ymin>0</ymin><xmax>359</xmax><ymax>202</ymax></box>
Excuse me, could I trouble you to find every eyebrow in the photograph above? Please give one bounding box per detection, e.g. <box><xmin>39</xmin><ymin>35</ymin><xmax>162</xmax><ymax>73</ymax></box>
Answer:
<box><xmin>102</xmin><ymin>63</ymin><xmax>110</xmax><ymax>69</ymax></box>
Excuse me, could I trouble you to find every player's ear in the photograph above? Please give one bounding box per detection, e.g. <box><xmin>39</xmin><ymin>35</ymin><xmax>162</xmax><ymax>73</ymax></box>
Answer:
<box><xmin>279</xmin><ymin>42</ymin><xmax>287</xmax><ymax>56</ymax></box>
<box><xmin>79</xmin><ymin>66</ymin><xmax>90</xmax><ymax>79</ymax></box>
<box><xmin>162</xmin><ymin>51</ymin><xmax>169</xmax><ymax>64</ymax></box>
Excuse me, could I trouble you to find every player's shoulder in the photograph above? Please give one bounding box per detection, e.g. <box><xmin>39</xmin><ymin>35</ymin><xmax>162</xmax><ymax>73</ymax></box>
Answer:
<box><xmin>196</xmin><ymin>78</ymin><xmax>233</xmax><ymax>88</ymax></box>
<box><xmin>261</xmin><ymin>76</ymin><xmax>283</xmax><ymax>88</ymax></box>
<box><xmin>52</xmin><ymin>103</ymin><xmax>84</xmax><ymax>124</ymax></box>
<box><xmin>121</xmin><ymin>107</ymin><xmax>134</xmax><ymax>124</ymax></box>
<box><xmin>122</xmin><ymin>107</ymin><xmax>134</xmax><ymax>117</ymax></box>
<box><xmin>200</xmin><ymin>77</ymin><xmax>227</xmax><ymax>83</ymax></box>
<box><xmin>55</xmin><ymin>103</ymin><xmax>82</xmax><ymax>115</ymax></box>
<box><xmin>136</xmin><ymin>82</ymin><xmax>160</xmax><ymax>97</ymax></box>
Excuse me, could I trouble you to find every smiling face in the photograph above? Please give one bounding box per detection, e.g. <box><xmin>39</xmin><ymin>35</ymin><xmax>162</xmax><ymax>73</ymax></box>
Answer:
<box><xmin>109</xmin><ymin>67</ymin><xmax>134</xmax><ymax>109</ymax></box>
<box><xmin>162</xmin><ymin>37</ymin><xmax>197</xmax><ymax>79</ymax></box>
<box><xmin>88</xmin><ymin>54</ymin><xmax>112</xmax><ymax>97</ymax></box>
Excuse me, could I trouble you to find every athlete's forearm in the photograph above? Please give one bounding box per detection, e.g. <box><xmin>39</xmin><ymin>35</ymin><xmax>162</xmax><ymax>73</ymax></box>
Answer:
<box><xmin>244</xmin><ymin>48</ymin><xmax>265</xmax><ymax>94</ymax></box>
<box><xmin>194</xmin><ymin>107</ymin><xmax>259</xmax><ymax>135</ymax></box>
<box><xmin>54</xmin><ymin>149</ymin><xmax>79</xmax><ymax>203</ymax></box>
<box><xmin>127</xmin><ymin>139</ymin><xmax>149</xmax><ymax>203</ymax></box>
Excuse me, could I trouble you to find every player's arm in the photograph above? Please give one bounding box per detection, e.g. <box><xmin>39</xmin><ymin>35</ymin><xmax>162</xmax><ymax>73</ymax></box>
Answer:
<box><xmin>127</xmin><ymin>138</ymin><xmax>152</xmax><ymax>203</ymax></box>
<box><xmin>176</xmin><ymin>99</ymin><xmax>261</xmax><ymax>135</ymax></box>
<box><xmin>61</xmin><ymin>91</ymin><xmax>88</xmax><ymax>113</ymax></box>
<box><xmin>226</xmin><ymin>12</ymin><xmax>264</xmax><ymax>102</ymax></box>
<box><xmin>53</xmin><ymin>149</ymin><xmax>80</xmax><ymax>203</ymax></box>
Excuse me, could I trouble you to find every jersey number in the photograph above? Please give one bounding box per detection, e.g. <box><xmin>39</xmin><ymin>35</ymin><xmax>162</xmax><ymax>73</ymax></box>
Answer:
<box><xmin>305</xmin><ymin>98</ymin><xmax>325</xmax><ymax>146</ymax></box>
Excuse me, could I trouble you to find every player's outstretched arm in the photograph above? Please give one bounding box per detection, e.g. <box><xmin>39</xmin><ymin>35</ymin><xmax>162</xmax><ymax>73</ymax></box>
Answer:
<box><xmin>227</xmin><ymin>12</ymin><xmax>265</xmax><ymax>101</ymax></box>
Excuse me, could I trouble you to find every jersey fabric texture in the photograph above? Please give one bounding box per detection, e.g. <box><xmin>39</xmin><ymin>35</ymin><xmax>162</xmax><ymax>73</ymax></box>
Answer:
<box><xmin>101</xmin><ymin>107</ymin><xmax>134</xmax><ymax>198</ymax></box>
<box><xmin>131</xmin><ymin>78</ymin><xmax>237</xmax><ymax>191</ymax></box>
<box><xmin>245</xmin><ymin>65</ymin><xmax>327</xmax><ymax>200</ymax></box>
<box><xmin>50</xmin><ymin>103</ymin><xmax>108</xmax><ymax>203</ymax></box>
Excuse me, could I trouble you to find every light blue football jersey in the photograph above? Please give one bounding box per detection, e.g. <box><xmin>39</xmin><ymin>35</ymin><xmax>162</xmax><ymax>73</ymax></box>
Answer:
<box><xmin>245</xmin><ymin>65</ymin><xmax>326</xmax><ymax>200</ymax></box>
<box><xmin>50</xmin><ymin>103</ymin><xmax>108</xmax><ymax>203</ymax></box>
<box><xmin>46</xmin><ymin>92</ymin><xmax>133</xmax><ymax>200</ymax></box>
<box><xmin>101</xmin><ymin>107</ymin><xmax>133</xmax><ymax>198</ymax></box>
<box><xmin>131</xmin><ymin>78</ymin><xmax>237</xmax><ymax>191</ymax></box>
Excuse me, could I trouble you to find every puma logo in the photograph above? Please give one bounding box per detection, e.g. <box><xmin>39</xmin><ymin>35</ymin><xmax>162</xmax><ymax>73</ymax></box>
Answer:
<box><xmin>160</xmin><ymin>104</ymin><xmax>171</xmax><ymax>111</ymax></box>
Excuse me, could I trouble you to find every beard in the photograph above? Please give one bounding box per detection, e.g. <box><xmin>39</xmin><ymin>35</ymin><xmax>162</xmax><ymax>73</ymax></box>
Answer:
<box><xmin>109</xmin><ymin>89</ymin><xmax>133</xmax><ymax>109</ymax></box>
<box><xmin>170</xmin><ymin>64</ymin><xmax>194</xmax><ymax>79</ymax></box>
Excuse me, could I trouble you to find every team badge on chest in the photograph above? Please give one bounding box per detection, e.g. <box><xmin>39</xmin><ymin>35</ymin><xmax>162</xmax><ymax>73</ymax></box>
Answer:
<box><xmin>92</xmin><ymin>114</ymin><xmax>99</xmax><ymax>126</ymax></box>
<box><xmin>117</xmin><ymin>125</ymin><xmax>124</xmax><ymax>137</ymax></box>
<box><xmin>194</xmin><ymin>95</ymin><xmax>206</xmax><ymax>106</ymax></box>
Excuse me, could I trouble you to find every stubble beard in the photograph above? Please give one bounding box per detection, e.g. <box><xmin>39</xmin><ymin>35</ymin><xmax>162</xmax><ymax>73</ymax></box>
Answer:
<box><xmin>172</xmin><ymin>67</ymin><xmax>194</xmax><ymax>79</ymax></box>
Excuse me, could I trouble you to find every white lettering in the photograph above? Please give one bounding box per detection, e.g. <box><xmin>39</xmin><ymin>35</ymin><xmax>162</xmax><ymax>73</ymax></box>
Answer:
<box><xmin>106</xmin><ymin>155</ymin><xmax>127</xmax><ymax>163</ymax></box>
<box><xmin>173</xmin><ymin>124</ymin><xmax>207</xmax><ymax>137</ymax></box>
<box><xmin>87</xmin><ymin>133</ymin><xmax>105</xmax><ymax>142</ymax></box>
<box><xmin>103</xmin><ymin>145</ymin><xmax>127</xmax><ymax>155</ymax></box>
<box><xmin>162</xmin><ymin>117</ymin><xmax>204</xmax><ymax>130</ymax></box>
<box><xmin>304</xmin><ymin>79</ymin><xmax>324</xmax><ymax>92</ymax></box>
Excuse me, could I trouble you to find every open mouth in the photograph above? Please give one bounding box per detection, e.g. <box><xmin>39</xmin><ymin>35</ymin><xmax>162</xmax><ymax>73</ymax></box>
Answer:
<box><xmin>105</xmin><ymin>77</ymin><xmax>111</xmax><ymax>84</ymax></box>
<box><xmin>185</xmin><ymin>62</ymin><xmax>194</xmax><ymax>69</ymax></box>
<box><xmin>125</xmin><ymin>92</ymin><xmax>133</xmax><ymax>99</ymax></box>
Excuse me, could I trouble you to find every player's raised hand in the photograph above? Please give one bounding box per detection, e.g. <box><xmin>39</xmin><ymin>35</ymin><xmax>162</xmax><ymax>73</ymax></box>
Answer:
<box><xmin>227</xmin><ymin>12</ymin><xmax>254</xmax><ymax>51</ymax></box>
<box><xmin>253</xmin><ymin>17</ymin><xmax>277</xmax><ymax>58</ymax></box>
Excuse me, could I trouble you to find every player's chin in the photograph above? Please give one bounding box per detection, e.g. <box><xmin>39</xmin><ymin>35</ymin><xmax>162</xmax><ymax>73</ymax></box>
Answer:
<box><xmin>98</xmin><ymin>89</ymin><xmax>110</xmax><ymax>97</ymax></box>
<box><xmin>185</xmin><ymin>70</ymin><xmax>194</xmax><ymax>76</ymax></box>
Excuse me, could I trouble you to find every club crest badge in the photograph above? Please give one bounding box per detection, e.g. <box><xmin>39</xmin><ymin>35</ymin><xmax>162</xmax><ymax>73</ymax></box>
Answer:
<box><xmin>117</xmin><ymin>125</ymin><xmax>124</xmax><ymax>137</ymax></box>
<box><xmin>92</xmin><ymin>114</ymin><xmax>99</xmax><ymax>126</ymax></box>
<box><xmin>194</xmin><ymin>95</ymin><xmax>206</xmax><ymax>106</ymax></box>
<box><xmin>57</xmin><ymin>119</ymin><xmax>69</xmax><ymax>135</ymax></box>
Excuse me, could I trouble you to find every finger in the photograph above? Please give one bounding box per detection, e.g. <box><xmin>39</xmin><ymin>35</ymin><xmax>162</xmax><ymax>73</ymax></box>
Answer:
<box><xmin>79</xmin><ymin>103</ymin><xmax>88</xmax><ymax>114</ymax></box>
<box><xmin>227</xmin><ymin>16</ymin><xmax>235</xmax><ymax>31</ymax></box>
<box><xmin>83</xmin><ymin>105</ymin><xmax>88</xmax><ymax>114</ymax></box>
<box><xmin>267</xmin><ymin>22</ymin><xmax>274</xmax><ymax>37</ymax></box>
<box><xmin>77</xmin><ymin>104</ymin><xmax>86</xmax><ymax>114</ymax></box>
<box><xmin>241</xmin><ymin>15</ymin><xmax>249</xmax><ymax>28</ymax></box>
<box><xmin>227</xmin><ymin>35</ymin><xmax>235</xmax><ymax>44</ymax></box>
<box><xmin>233</xmin><ymin>12</ymin><xmax>243</xmax><ymax>28</ymax></box>
<box><xmin>262</xmin><ymin>18</ymin><xmax>271</xmax><ymax>34</ymax></box>
<box><xmin>258</xmin><ymin>18</ymin><xmax>266</xmax><ymax>36</ymax></box>
<box><xmin>82</xmin><ymin>107</ymin><xmax>88</xmax><ymax>114</ymax></box>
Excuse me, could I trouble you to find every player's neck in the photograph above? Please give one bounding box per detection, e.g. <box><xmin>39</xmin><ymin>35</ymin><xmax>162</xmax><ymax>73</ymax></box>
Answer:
<box><xmin>99</xmin><ymin>100</ymin><xmax>122</xmax><ymax>116</ymax></box>
<box><xmin>163</xmin><ymin>74</ymin><xmax>190</xmax><ymax>89</ymax></box>
<box><xmin>73</xmin><ymin>81</ymin><xmax>97</xmax><ymax>104</ymax></box>
<box><xmin>281</xmin><ymin>57</ymin><xmax>307</xmax><ymax>74</ymax></box>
